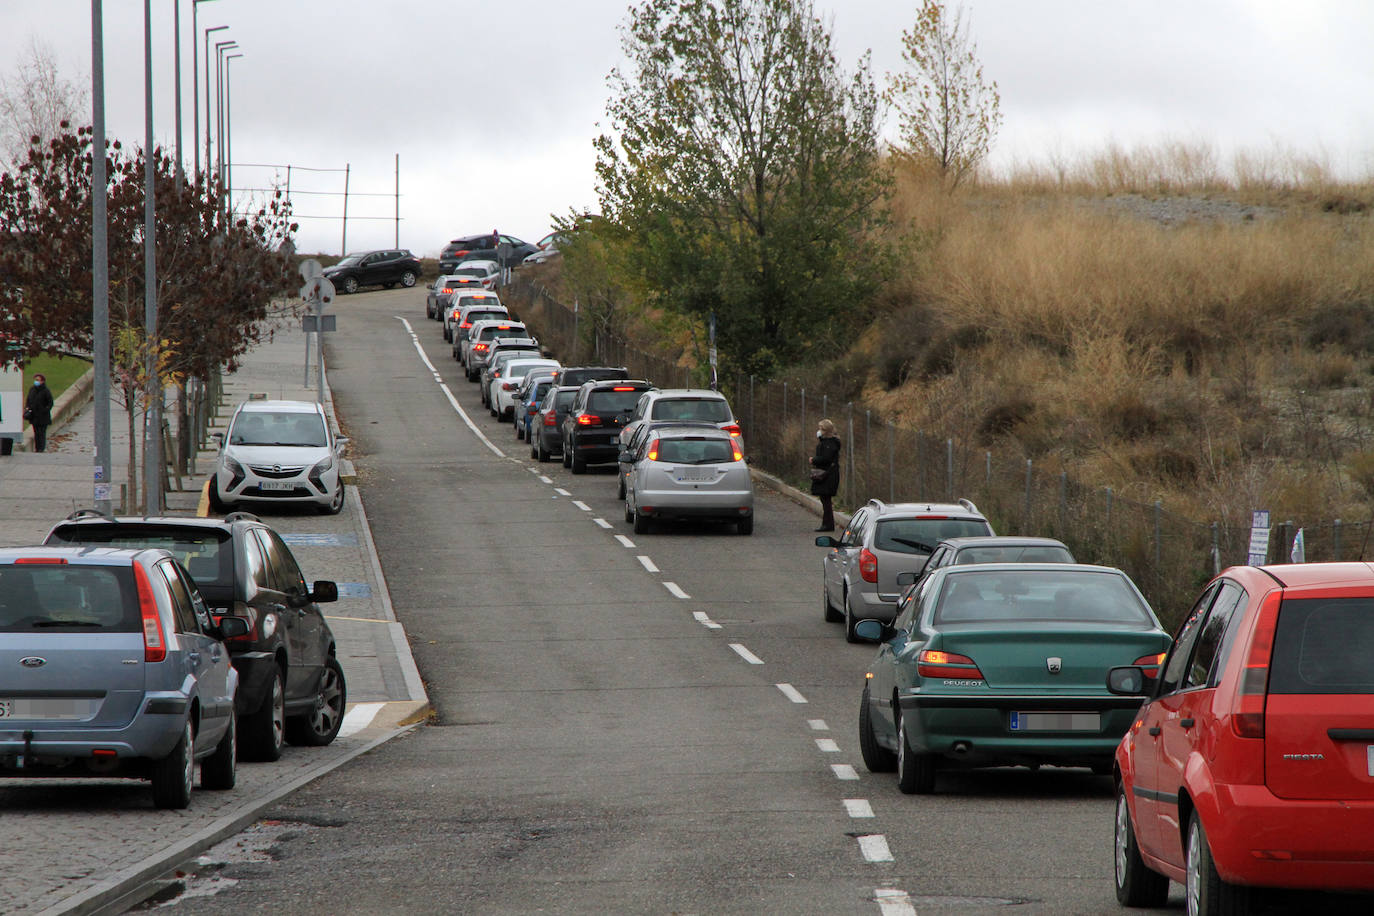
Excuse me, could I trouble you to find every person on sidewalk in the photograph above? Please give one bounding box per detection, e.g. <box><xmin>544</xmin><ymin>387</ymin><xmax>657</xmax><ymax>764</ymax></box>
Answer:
<box><xmin>25</xmin><ymin>373</ymin><xmax>53</xmax><ymax>452</ymax></box>
<box><xmin>810</xmin><ymin>418</ymin><xmax>841</xmax><ymax>532</ymax></box>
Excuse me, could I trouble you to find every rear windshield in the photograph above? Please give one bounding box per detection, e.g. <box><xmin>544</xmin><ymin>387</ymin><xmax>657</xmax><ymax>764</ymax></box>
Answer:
<box><xmin>552</xmin><ymin>389</ymin><xmax>577</xmax><ymax>409</ymax></box>
<box><xmin>875</xmin><ymin>518</ymin><xmax>991</xmax><ymax>555</ymax></box>
<box><xmin>0</xmin><ymin>564</ymin><xmax>139</xmax><ymax>632</ymax></box>
<box><xmin>463</xmin><ymin>310</ymin><xmax>505</xmax><ymax>324</ymax></box>
<box><xmin>479</xmin><ymin>326</ymin><xmax>527</xmax><ymax>340</ymax></box>
<box><xmin>1270</xmin><ymin>598</ymin><xmax>1374</xmax><ymax>695</ymax></box>
<box><xmin>230</xmin><ymin>411</ymin><xmax>327</xmax><ymax>447</ymax></box>
<box><xmin>588</xmin><ymin>389</ymin><xmax>647</xmax><ymax>414</ymax></box>
<box><xmin>560</xmin><ymin>368</ymin><xmax>629</xmax><ymax>387</ymax></box>
<box><xmin>529</xmin><ymin>381</ymin><xmax>554</xmax><ymax>400</ymax></box>
<box><xmin>454</xmin><ymin>267</ymin><xmax>488</xmax><ymax>277</ymax></box>
<box><xmin>934</xmin><ymin>570</ymin><xmax>1152</xmax><ymax>625</ymax></box>
<box><xmin>954</xmin><ymin>545</ymin><xmax>1074</xmax><ymax>564</ymax></box>
<box><xmin>458</xmin><ymin>297</ymin><xmax>500</xmax><ymax>309</ymax></box>
<box><xmin>651</xmin><ymin>398</ymin><xmax>731</xmax><ymax>422</ymax></box>
<box><xmin>43</xmin><ymin>526</ymin><xmax>232</xmax><ymax>590</ymax></box>
<box><xmin>656</xmin><ymin>437</ymin><xmax>736</xmax><ymax>464</ymax></box>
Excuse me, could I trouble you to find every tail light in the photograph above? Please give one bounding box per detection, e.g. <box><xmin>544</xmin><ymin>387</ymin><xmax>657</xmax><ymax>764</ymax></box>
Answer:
<box><xmin>133</xmin><ymin>562</ymin><xmax>165</xmax><ymax>663</ymax></box>
<box><xmin>543</xmin><ymin>409</ymin><xmax>558</xmax><ymax>427</ymax></box>
<box><xmin>443</xmin><ymin>286</ymin><xmax>453</xmax><ymax>294</ymax></box>
<box><xmin>917</xmin><ymin>649</ymin><xmax>983</xmax><ymax>680</ymax></box>
<box><xmin>723</xmin><ymin>423</ymin><xmax>742</xmax><ymax>438</ymax></box>
<box><xmin>732</xmin><ymin>443</ymin><xmax>744</xmax><ymax>461</ymax></box>
<box><xmin>502</xmin><ymin>382</ymin><xmax>518</xmax><ymax>391</ymax></box>
<box><xmin>1232</xmin><ymin>590</ymin><xmax>1281</xmax><ymax>738</ymax></box>
<box><xmin>577</xmin><ymin>414</ymin><xmax>602</xmax><ymax>426</ymax></box>
<box><xmin>459</xmin><ymin>321</ymin><xmax>472</xmax><ymax>329</ymax></box>
<box><xmin>858</xmin><ymin>548</ymin><xmax>878</xmax><ymax>583</ymax></box>
<box><xmin>473</xmin><ymin>343</ymin><xmax>489</xmax><ymax>352</ymax></box>
<box><xmin>1133</xmin><ymin>653</ymin><xmax>1166</xmax><ymax>678</ymax></box>
<box><xmin>647</xmin><ymin>438</ymin><xmax>660</xmax><ymax>460</ymax></box>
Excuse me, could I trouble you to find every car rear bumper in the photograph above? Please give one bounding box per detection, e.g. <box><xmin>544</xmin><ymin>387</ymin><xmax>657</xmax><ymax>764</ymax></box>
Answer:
<box><xmin>0</xmin><ymin>691</ymin><xmax>195</xmax><ymax>766</ymax></box>
<box><xmin>1198</xmin><ymin>785</ymin><xmax>1374</xmax><ymax>890</ymax></box>
<box><xmin>897</xmin><ymin>692</ymin><xmax>1143</xmax><ymax>761</ymax></box>
<box><xmin>636</xmin><ymin>489</ymin><xmax>754</xmax><ymax>518</ymax></box>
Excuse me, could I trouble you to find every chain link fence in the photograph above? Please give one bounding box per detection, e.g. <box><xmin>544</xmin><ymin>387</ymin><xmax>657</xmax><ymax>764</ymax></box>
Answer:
<box><xmin>505</xmin><ymin>276</ymin><xmax>1369</xmax><ymax>628</ymax></box>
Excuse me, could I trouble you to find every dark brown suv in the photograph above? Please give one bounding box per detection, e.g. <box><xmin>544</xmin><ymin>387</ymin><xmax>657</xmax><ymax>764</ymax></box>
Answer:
<box><xmin>561</xmin><ymin>379</ymin><xmax>655</xmax><ymax>473</ymax></box>
<box><xmin>323</xmin><ymin>248</ymin><xmax>422</xmax><ymax>294</ymax></box>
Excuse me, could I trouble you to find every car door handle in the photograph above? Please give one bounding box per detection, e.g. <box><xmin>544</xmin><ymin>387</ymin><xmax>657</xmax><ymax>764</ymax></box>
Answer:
<box><xmin>188</xmin><ymin>652</ymin><xmax>201</xmax><ymax>663</ymax></box>
<box><xmin>1180</xmin><ymin>718</ymin><xmax>1195</xmax><ymax>729</ymax></box>
<box><xmin>1147</xmin><ymin>726</ymin><xmax>1161</xmax><ymax>736</ymax></box>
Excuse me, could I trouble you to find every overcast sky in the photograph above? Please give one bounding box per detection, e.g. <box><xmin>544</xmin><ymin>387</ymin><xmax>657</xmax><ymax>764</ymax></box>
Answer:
<box><xmin>2</xmin><ymin>0</ymin><xmax>1371</xmax><ymax>257</ymax></box>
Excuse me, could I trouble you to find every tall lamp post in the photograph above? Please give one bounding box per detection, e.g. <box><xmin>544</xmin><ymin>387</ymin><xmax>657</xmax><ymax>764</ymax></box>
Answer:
<box><xmin>213</xmin><ymin>38</ymin><xmax>236</xmax><ymax>199</ymax></box>
<box><xmin>191</xmin><ymin>3</ymin><xmax>221</xmax><ymax>182</ymax></box>
<box><xmin>203</xmin><ymin>26</ymin><xmax>228</xmax><ymax>182</ymax></box>
<box><xmin>225</xmin><ymin>52</ymin><xmax>243</xmax><ymax>213</ymax></box>
<box><xmin>143</xmin><ymin>0</ymin><xmax>161</xmax><ymax>513</ymax></box>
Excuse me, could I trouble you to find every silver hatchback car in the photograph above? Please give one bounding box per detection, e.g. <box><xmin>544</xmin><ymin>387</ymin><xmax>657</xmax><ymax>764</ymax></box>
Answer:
<box><xmin>622</xmin><ymin>426</ymin><xmax>754</xmax><ymax>535</ymax></box>
<box><xmin>816</xmin><ymin>499</ymin><xmax>994</xmax><ymax>641</ymax></box>
<box><xmin>0</xmin><ymin>546</ymin><xmax>248</xmax><ymax>808</ymax></box>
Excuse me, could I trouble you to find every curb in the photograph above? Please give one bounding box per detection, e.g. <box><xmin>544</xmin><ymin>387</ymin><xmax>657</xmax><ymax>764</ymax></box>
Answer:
<box><xmin>749</xmin><ymin>466</ymin><xmax>853</xmax><ymax>531</ymax></box>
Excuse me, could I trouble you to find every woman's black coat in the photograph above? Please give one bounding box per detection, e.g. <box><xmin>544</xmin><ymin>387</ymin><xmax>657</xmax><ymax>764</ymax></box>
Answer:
<box><xmin>810</xmin><ymin>435</ymin><xmax>841</xmax><ymax>497</ymax></box>
<box><xmin>25</xmin><ymin>383</ymin><xmax>53</xmax><ymax>427</ymax></box>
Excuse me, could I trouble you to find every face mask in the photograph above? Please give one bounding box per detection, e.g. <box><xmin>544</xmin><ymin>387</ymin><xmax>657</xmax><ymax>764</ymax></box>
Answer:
<box><xmin>33</xmin><ymin>380</ymin><xmax>41</xmax><ymax>387</ymax></box>
<box><xmin>816</xmin><ymin>429</ymin><xmax>823</xmax><ymax>439</ymax></box>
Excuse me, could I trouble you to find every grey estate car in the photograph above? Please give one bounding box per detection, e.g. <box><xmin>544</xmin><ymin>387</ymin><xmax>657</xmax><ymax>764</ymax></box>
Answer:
<box><xmin>0</xmin><ymin>546</ymin><xmax>248</xmax><ymax>808</ymax></box>
<box><xmin>622</xmin><ymin>425</ymin><xmax>754</xmax><ymax>535</ymax></box>
<box><xmin>816</xmin><ymin>499</ymin><xmax>994</xmax><ymax>642</ymax></box>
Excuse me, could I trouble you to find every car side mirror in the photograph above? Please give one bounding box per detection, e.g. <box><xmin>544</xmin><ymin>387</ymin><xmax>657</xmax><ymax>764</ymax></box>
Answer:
<box><xmin>815</xmin><ymin>535</ymin><xmax>839</xmax><ymax>548</ymax></box>
<box><xmin>852</xmin><ymin>619</ymin><xmax>891</xmax><ymax>642</ymax></box>
<box><xmin>334</xmin><ymin>436</ymin><xmax>349</xmax><ymax>450</ymax></box>
<box><xmin>310</xmin><ymin>580</ymin><xmax>339</xmax><ymax>604</ymax></box>
<box><xmin>619</xmin><ymin>449</ymin><xmax>633</xmax><ymax>462</ymax></box>
<box><xmin>212</xmin><ymin>431</ymin><xmax>224</xmax><ymax>446</ymax></box>
<box><xmin>1106</xmin><ymin>666</ymin><xmax>1149</xmax><ymax>696</ymax></box>
<box><xmin>217</xmin><ymin>616</ymin><xmax>249</xmax><ymax>640</ymax></box>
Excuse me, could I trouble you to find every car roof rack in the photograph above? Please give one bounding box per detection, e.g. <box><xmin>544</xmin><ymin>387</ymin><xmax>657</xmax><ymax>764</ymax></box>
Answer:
<box><xmin>223</xmin><ymin>511</ymin><xmax>262</xmax><ymax>524</ymax></box>
<box><xmin>64</xmin><ymin>507</ymin><xmax>115</xmax><ymax>521</ymax></box>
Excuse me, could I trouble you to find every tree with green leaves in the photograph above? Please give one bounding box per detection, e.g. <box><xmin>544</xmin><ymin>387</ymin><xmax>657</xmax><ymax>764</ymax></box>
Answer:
<box><xmin>593</xmin><ymin>0</ymin><xmax>890</xmax><ymax>376</ymax></box>
<box><xmin>887</xmin><ymin>0</ymin><xmax>1001</xmax><ymax>189</ymax></box>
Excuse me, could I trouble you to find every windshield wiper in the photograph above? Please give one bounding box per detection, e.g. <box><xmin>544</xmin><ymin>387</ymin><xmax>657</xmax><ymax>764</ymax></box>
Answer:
<box><xmin>890</xmin><ymin>537</ymin><xmax>934</xmax><ymax>551</ymax></box>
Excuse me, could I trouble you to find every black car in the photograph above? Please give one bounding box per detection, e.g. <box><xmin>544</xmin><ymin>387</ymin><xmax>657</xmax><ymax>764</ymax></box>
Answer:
<box><xmin>438</xmin><ymin>234</ymin><xmax>537</xmax><ymax>273</ymax></box>
<box><xmin>44</xmin><ymin>509</ymin><xmax>346</xmax><ymax>762</ymax></box>
<box><xmin>561</xmin><ymin>379</ymin><xmax>656</xmax><ymax>473</ymax></box>
<box><xmin>324</xmin><ymin>249</ymin><xmax>422</xmax><ymax>294</ymax></box>
<box><xmin>531</xmin><ymin>385</ymin><xmax>578</xmax><ymax>462</ymax></box>
<box><xmin>548</xmin><ymin>366</ymin><xmax>631</xmax><ymax>389</ymax></box>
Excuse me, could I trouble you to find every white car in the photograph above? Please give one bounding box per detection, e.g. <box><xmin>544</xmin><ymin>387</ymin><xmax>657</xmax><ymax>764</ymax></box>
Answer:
<box><xmin>210</xmin><ymin>400</ymin><xmax>348</xmax><ymax>514</ymax></box>
<box><xmin>443</xmin><ymin>290</ymin><xmax>504</xmax><ymax>343</ymax></box>
<box><xmin>490</xmin><ymin>357</ymin><xmax>561</xmax><ymax>421</ymax></box>
<box><xmin>450</xmin><ymin>258</ymin><xmax>501</xmax><ymax>291</ymax></box>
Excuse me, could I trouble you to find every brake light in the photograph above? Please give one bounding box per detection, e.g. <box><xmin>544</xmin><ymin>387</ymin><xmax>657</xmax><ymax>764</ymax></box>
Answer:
<box><xmin>723</xmin><ymin>424</ymin><xmax>741</xmax><ymax>438</ymax></box>
<box><xmin>133</xmin><ymin>562</ymin><xmax>165</xmax><ymax>663</ymax></box>
<box><xmin>474</xmin><ymin>343</ymin><xmax>488</xmax><ymax>352</ymax></box>
<box><xmin>917</xmin><ymin>649</ymin><xmax>983</xmax><ymax>680</ymax></box>
<box><xmin>858</xmin><ymin>548</ymin><xmax>878</xmax><ymax>583</ymax></box>
<box><xmin>612</xmin><ymin>386</ymin><xmax>637</xmax><ymax>391</ymax></box>
<box><xmin>1133</xmin><ymin>653</ymin><xmax>1166</xmax><ymax>678</ymax></box>
<box><xmin>647</xmin><ymin>438</ymin><xmax>659</xmax><ymax>460</ymax></box>
<box><xmin>732</xmin><ymin>443</ymin><xmax>743</xmax><ymax>461</ymax></box>
<box><xmin>577</xmin><ymin>414</ymin><xmax>602</xmax><ymax>426</ymax></box>
<box><xmin>15</xmin><ymin>557</ymin><xmax>68</xmax><ymax>564</ymax></box>
<box><xmin>1232</xmin><ymin>590</ymin><xmax>1281</xmax><ymax>738</ymax></box>
<box><xmin>543</xmin><ymin>409</ymin><xmax>557</xmax><ymax>426</ymax></box>
<box><xmin>502</xmin><ymin>382</ymin><xmax>518</xmax><ymax>391</ymax></box>
<box><xmin>442</xmin><ymin>286</ymin><xmax>453</xmax><ymax>294</ymax></box>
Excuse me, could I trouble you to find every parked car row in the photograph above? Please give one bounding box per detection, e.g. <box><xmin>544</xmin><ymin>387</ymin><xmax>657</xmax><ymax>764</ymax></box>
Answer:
<box><xmin>1</xmin><ymin>507</ymin><xmax>346</xmax><ymax>809</ymax></box>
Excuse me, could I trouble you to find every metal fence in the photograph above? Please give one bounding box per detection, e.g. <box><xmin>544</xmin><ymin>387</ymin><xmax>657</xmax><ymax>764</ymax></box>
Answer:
<box><xmin>505</xmin><ymin>276</ymin><xmax>1369</xmax><ymax>628</ymax></box>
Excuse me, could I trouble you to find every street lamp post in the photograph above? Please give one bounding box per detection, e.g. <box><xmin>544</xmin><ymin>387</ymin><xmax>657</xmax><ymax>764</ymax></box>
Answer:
<box><xmin>173</xmin><ymin>0</ymin><xmax>182</xmax><ymax>192</ymax></box>
<box><xmin>143</xmin><ymin>0</ymin><xmax>161</xmax><ymax>513</ymax></box>
<box><xmin>191</xmin><ymin>3</ymin><xmax>220</xmax><ymax>182</ymax></box>
<box><xmin>225</xmin><ymin>52</ymin><xmax>243</xmax><ymax>213</ymax></box>
<box><xmin>203</xmin><ymin>26</ymin><xmax>227</xmax><ymax>183</ymax></box>
<box><xmin>91</xmin><ymin>0</ymin><xmax>111</xmax><ymax>513</ymax></box>
<box><xmin>215</xmin><ymin>41</ymin><xmax>237</xmax><ymax>198</ymax></box>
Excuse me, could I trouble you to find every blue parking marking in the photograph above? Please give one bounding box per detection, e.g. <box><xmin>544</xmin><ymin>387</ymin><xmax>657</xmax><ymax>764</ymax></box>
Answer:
<box><xmin>280</xmin><ymin>533</ymin><xmax>359</xmax><ymax>547</ymax></box>
<box><xmin>335</xmin><ymin>582</ymin><xmax>372</xmax><ymax>598</ymax></box>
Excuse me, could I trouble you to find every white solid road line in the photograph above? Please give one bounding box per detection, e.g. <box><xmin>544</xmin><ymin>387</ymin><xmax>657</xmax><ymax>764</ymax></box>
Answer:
<box><xmin>615</xmin><ymin>535</ymin><xmax>635</xmax><ymax>549</ymax></box>
<box><xmin>593</xmin><ymin>518</ymin><xmax>613</xmax><ymax>529</ymax></box>
<box><xmin>843</xmin><ymin>799</ymin><xmax>875</xmax><ymax>818</ymax></box>
<box><xmin>637</xmin><ymin>555</ymin><xmax>659</xmax><ymax>573</ymax></box>
<box><xmin>397</xmin><ymin>318</ymin><xmax>503</xmax><ymax>458</ymax></box>
<box><xmin>874</xmin><ymin>888</ymin><xmax>917</xmax><ymax>916</ymax></box>
<box><xmin>857</xmin><ymin>835</ymin><xmax>894</xmax><ymax>863</ymax></box>
<box><xmin>776</xmin><ymin>683</ymin><xmax>808</xmax><ymax>703</ymax></box>
<box><xmin>729</xmin><ymin>643</ymin><xmax>764</xmax><ymax>665</ymax></box>
<box><xmin>663</xmin><ymin>581</ymin><xmax>690</xmax><ymax>599</ymax></box>
<box><xmin>815</xmin><ymin>738</ymin><xmax>840</xmax><ymax>752</ymax></box>
<box><xmin>831</xmin><ymin>763</ymin><xmax>859</xmax><ymax>780</ymax></box>
<box><xmin>338</xmin><ymin>702</ymin><xmax>385</xmax><ymax>738</ymax></box>
<box><xmin>808</xmin><ymin>719</ymin><xmax>829</xmax><ymax>731</ymax></box>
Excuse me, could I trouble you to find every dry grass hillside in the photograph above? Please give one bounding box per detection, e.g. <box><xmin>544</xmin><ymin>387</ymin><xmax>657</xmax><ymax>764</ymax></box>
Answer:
<box><xmin>850</xmin><ymin>145</ymin><xmax>1374</xmax><ymax>530</ymax></box>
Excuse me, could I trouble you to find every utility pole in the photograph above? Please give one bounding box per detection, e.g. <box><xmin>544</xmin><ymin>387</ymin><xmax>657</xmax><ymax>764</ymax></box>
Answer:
<box><xmin>91</xmin><ymin>0</ymin><xmax>112</xmax><ymax>514</ymax></box>
<box><xmin>143</xmin><ymin>0</ymin><xmax>162</xmax><ymax>513</ymax></box>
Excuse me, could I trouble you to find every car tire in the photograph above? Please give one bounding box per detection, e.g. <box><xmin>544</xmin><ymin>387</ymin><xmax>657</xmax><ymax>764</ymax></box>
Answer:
<box><xmin>383</xmin><ymin>282</ymin><xmax>395</xmax><ymax>289</ymax></box>
<box><xmin>859</xmin><ymin>687</ymin><xmax>897</xmax><ymax>772</ymax></box>
<box><xmin>617</xmin><ymin>474</ymin><xmax>626</xmax><ymax>500</ymax></box>
<box><xmin>400</xmin><ymin>270</ymin><xmax>416</xmax><ymax>288</ymax></box>
<box><xmin>240</xmin><ymin>666</ymin><xmax>286</xmax><ymax>762</ymax></box>
<box><xmin>1186</xmin><ymin>812</ymin><xmax>1248</xmax><ymax>916</ymax></box>
<box><xmin>537</xmin><ymin>440</ymin><xmax>549</xmax><ymax>462</ymax></box>
<box><xmin>342</xmin><ymin>276</ymin><xmax>359</xmax><ymax>294</ymax></box>
<box><xmin>823</xmin><ymin>585</ymin><xmax>843</xmax><ymax>623</ymax></box>
<box><xmin>151</xmin><ymin>718</ymin><xmax>195</xmax><ymax>810</ymax></box>
<box><xmin>633</xmin><ymin>506</ymin><xmax>650</xmax><ymax>534</ymax></box>
<box><xmin>200</xmin><ymin>710</ymin><xmax>237</xmax><ymax>790</ymax></box>
<box><xmin>443</xmin><ymin>327</ymin><xmax>451</xmax><ymax>343</ymax></box>
<box><xmin>208</xmin><ymin>478</ymin><xmax>230</xmax><ymax>513</ymax></box>
<box><xmin>843</xmin><ymin>589</ymin><xmax>860</xmax><ymax>643</ymax></box>
<box><xmin>624</xmin><ymin>500</ymin><xmax>634</xmax><ymax>523</ymax></box>
<box><xmin>286</xmin><ymin>656</ymin><xmax>346</xmax><ymax>747</ymax></box>
<box><xmin>896</xmin><ymin>710</ymin><xmax>936</xmax><ymax>795</ymax></box>
<box><xmin>562</xmin><ymin>446</ymin><xmax>572</xmax><ymax>468</ymax></box>
<box><xmin>571</xmin><ymin>454</ymin><xmax>587</xmax><ymax>474</ymax></box>
<box><xmin>737</xmin><ymin>515</ymin><xmax>753</xmax><ymax>535</ymax></box>
<box><xmin>1115</xmin><ymin>786</ymin><xmax>1169</xmax><ymax>906</ymax></box>
<box><xmin>320</xmin><ymin>484</ymin><xmax>346</xmax><ymax>515</ymax></box>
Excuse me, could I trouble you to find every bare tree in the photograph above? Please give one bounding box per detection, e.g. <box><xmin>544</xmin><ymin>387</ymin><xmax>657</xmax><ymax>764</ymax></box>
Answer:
<box><xmin>887</xmin><ymin>0</ymin><xmax>1001</xmax><ymax>189</ymax></box>
<box><xmin>0</xmin><ymin>39</ymin><xmax>89</xmax><ymax>172</ymax></box>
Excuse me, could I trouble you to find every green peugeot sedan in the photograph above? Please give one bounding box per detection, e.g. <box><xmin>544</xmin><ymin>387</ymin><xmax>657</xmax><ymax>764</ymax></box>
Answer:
<box><xmin>855</xmin><ymin>563</ymin><xmax>1171</xmax><ymax>794</ymax></box>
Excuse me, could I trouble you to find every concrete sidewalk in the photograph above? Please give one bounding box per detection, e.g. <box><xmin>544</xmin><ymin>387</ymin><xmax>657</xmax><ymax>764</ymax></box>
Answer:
<box><xmin>0</xmin><ymin>319</ymin><xmax>429</xmax><ymax>915</ymax></box>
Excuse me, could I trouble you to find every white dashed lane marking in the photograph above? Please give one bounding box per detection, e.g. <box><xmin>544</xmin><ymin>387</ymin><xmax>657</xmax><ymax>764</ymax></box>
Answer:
<box><xmin>555</xmin><ymin>488</ymin><xmax>571</xmax><ymax>496</ymax></box>
<box><xmin>875</xmin><ymin>888</ymin><xmax>916</xmax><ymax>916</ymax></box>
<box><xmin>815</xmin><ymin>738</ymin><xmax>840</xmax><ymax>752</ymax></box>
<box><xmin>637</xmin><ymin>555</ymin><xmax>659</xmax><ymax>573</ymax></box>
<box><xmin>615</xmin><ymin>535</ymin><xmax>635</xmax><ymax>549</ymax></box>
<box><xmin>538</xmin><ymin>476</ymin><xmax>553</xmax><ymax>484</ymax></box>
<box><xmin>857</xmin><ymin>835</ymin><xmax>894</xmax><ymax>863</ymax></box>
<box><xmin>776</xmin><ymin>683</ymin><xmax>808</xmax><ymax>704</ymax></box>
<box><xmin>831</xmin><ymin>764</ymin><xmax>859</xmax><ymax>780</ymax></box>
<box><xmin>729</xmin><ymin>643</ymin><xmax>763</xmax><ymax>665</ymax></box>
<box><xmin>663</xmin><ymin>581</ymin><xmax>690</xmax><ymax>599</ymax></box>
<box><xmin>693</xmin><ymin>611</ymin><xmax>722</xmax><ymax>630</ymax></box>
<box><xmin>593</xmin><ymin>518</ymin><xmax>613</xmax><ymax>529</ymax></box>
<box><xmin>843</xmin><ymin>799</ymin><xmax>875</xmax><ymax>818</ymax></box>
<box><xmin>808</xmin><ymin>719</ymin><xmax>829</xmax><ymax>731</ymax></box>
<box><xmin>572</xmin><ymin>500</ymin><xmax>591</xmax><ymax>511</ymax></box>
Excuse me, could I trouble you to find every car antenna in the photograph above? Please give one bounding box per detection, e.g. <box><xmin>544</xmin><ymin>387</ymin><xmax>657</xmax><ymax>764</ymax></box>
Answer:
<box><xmin>1359</xmin><ymin>514</ymin><xmax>1374</xmax><ymax>561</ymax></box>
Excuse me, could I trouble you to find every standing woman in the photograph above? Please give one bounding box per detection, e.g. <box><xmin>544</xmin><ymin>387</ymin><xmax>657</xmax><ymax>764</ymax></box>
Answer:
<box><xmin>810</xmin><ymin>418</ymin><xmax>841</xmax><ymax>532</ymax></box>
<box><xmin>25</xmin><ymin>373</ymin><xmax>54</xmax><ymax>453</ymax></box>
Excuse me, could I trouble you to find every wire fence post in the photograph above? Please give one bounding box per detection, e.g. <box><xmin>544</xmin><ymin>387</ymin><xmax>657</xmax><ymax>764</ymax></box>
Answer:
<box><xmin>888</xmin><ymin>420</ymin><xmax>895</xmax><ymax>503</ymax></box>
<box><xmin>846</xmin><ymin>402</ymin><xmax>854</xmax><ymax>510</ymax></box>
<box><xmin>1023</xmin><ymin>459</ymin><xmax>1033</xmax><ymax>532</ymax></box>
<box><xmin>1335</xmin><ymin>518</ymin><xmax>1342</xmax><ymax>560</ymax></box>
<box><xmin>946</xmin><ymin>438</ymin><xmax>954</xmax><ymax>500</ymax></box>
<box><xmin>1154</xmin><ymin>500</ymin><xmax>1163</xmax><ymax>569</ymax></box>
<box><xmin>865</xmin><ymin>409</ymin><xmax>871</xmax><ymax>504</ymax></box>
<box><xmin>800</xmin><ymin>388</ymin><xmax>805</xmax><ymax>436</ymax></box>
<box><xmin>749</xmin><ymin>375</ymin><xmax>755</xmax><ymax>440</ymax></box>
<box><xmin>1211</xmin><ymin>522</ymin><xmax>1220</xmax><ymax>575</ymax></box>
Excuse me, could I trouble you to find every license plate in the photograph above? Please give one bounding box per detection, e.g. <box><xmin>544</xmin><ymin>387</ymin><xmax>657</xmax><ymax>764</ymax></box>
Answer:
<box><xmin>1009</xmin><ymin>711</ymin><xmax>1100</xmax><ymax>731</ymax></box>
<box><xmin>260</xmin><ymin>481</ymin><xmax>295</xmax><ymax>491</ymax></box>
<box><xmin>1367</xmin><ymin>745</ymin><xmax>1374</xmax><ymax>777</ymax></box>
<box><xmin>0</xmin><ymin>700</ymin><xmax>10</xmax><ymax>718</ymax></box>
<box><xmin>675</xmin><ymin>467</ymin><xmax>715</xmax><ymax>482</ymax></box>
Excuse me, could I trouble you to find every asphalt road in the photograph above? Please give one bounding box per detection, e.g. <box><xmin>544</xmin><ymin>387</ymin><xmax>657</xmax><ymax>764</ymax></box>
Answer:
<box><xmin>140</xmin><ymin>286</ymin><xmax>1364</xmax><ymax>915</ymax></box>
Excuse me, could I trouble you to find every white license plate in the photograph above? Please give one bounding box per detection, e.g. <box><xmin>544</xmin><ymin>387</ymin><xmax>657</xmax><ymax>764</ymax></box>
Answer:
<box><xmin>0</xmin><ymin>700</ymin><xmax>10</xmax><ymax>718</ymax></box>
<box><xmin>259</xmin><ymin>481</ymin><xmax>295</xmax><ymax>491</ymax></box>
<box><xmin>675</xmin><ymin>467</ymin><xmax>715</xmax><ymax>482</ymax></box>
<box><xmin>1009</xmin><ymin>711</ymin><xmax>1100</xmax><ymax>731</ymax></box>
<box><xmin>1367</xmin><ymin>745</ymin><xmax>1373</xmax><ymax>777</ymax></box>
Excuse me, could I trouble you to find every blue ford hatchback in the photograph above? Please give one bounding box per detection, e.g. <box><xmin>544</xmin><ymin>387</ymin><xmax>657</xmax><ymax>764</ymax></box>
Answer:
<box><xmin>0</xmin><ymin>546</ymin><xmax>246</xmax><ymax>808</ymax></box>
